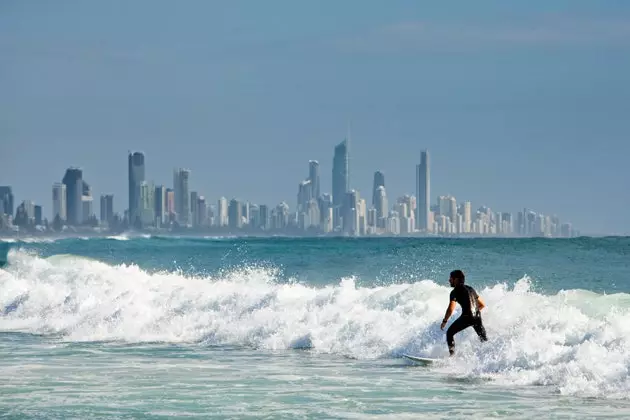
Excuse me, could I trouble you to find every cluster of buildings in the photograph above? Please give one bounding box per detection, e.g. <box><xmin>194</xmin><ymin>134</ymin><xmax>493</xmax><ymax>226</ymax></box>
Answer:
<box><xmin>0</xmin><ymin>142</ymin><xmax>579</xmax><ymax>238</ymax></box>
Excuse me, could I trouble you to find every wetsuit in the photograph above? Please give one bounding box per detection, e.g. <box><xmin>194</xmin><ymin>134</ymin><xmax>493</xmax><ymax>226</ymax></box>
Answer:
<box><xmin>446</xmin><ymin>284</ymin><xmax>487</xmax><ymax>355</ymax></box>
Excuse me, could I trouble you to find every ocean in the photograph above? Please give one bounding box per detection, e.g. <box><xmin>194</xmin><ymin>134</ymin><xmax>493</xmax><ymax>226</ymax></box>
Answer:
<box><xmin>0</xmin><ymin>235</ymin><xmax>629</xmax><ymax>418</ymax></box>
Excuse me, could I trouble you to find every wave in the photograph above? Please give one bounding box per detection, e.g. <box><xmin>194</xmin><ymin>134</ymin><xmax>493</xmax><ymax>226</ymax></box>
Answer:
<box><xmin>1</xmin><ymin>250</ymin><xmax>630</xmax><ymax>398</ymax></box>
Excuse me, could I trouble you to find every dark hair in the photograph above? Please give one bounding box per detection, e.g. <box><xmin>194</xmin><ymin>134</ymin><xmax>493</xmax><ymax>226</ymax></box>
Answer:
<box><xmin>450</xmin><ymin>270</ymin><xmax>465</xmax><ymax>284</ymax></box>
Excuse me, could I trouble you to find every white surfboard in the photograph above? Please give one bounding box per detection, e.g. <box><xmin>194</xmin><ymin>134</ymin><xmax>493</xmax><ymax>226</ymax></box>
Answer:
<box><xmin>402</xmin><ymin>354</ymin><xmax>439</xmax><ymax>365</ymax></box>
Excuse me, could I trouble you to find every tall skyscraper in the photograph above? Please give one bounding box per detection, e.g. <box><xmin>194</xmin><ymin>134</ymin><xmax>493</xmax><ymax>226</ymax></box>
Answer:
<box><xmin>166</xmin><ymin>188</ymin><xmax>175</xmax><ymax>220</ymax></box>
<box><xmin>309</xmin><ymin>160</ymin><xmax>320</xmax><ymax>200</ymax></box>
<box><xmin>173</xmin><ymin>168</ymin><xmax>191</xmax><ymax>226</ymax></box>
<box><xmin>196</xmin><ymin>196</ymin><xmax>207</xmax><ymax>227</ymax></box>
<box><xmin>0</xmin><ymin>186</ymin><xmax>14</xmax><ymax>217</ymax></box>
<box><xmin>128</xmin><ymin>151</ymin><xmax>146</xmax><ymax>226</ymax></box>
<box><xmin>34</xmin><ymin>205</ymin><xmax>43</xmax><ymax>226</ymax></box>
<box><xmin>52</xmin><ymin>183</ymin><xmax>67</xmax><ymax>221</ymax></box>
<box><xmin>415</xmin><ymin>150</ymin><xmax>430</xmax><ymax>232</ymax></box>
<box><xmin>100</xmin><ymin>194</ymin><xmax>114</xmax><ymax>224</ymax></box>
<box><xmin>374</xmin><ymin>186</ymin><xmax>388</xmax><ymax>229</ymax></box>
<box><xmin>344</xmin><ymin>189</ymin><xmax>360</xmax><ymax>235</ymax></box>
<box><xmin>190</xmin><ymin>191</ymin><xmax>199</xmax><ymax>227</ymax></box>
<box><xmin>82</xmin><ymin>181</ymin><xmax>94</xmax><ymax>224</ymax></box>
<box><xmin>154</xmin><ymin>185</ymin><xmax>166</xmax><ymax>225</ymax></box>
<box><xmin>332</xmin><ymin>138</ymin><xmax>349</xmax><ymax>228</ymax></box>
<box><xmin>217</xmin><ymin>197</ymin><xmax>228</xmax><ymax>227</ymax></box>
<box><xmin>372</xmin><ymin>171</ymin><xmax>385</xmax><ymax>208</ymax></box>
<box><xmin>139</xmin><ymin>181</ymin><xmax>155</xmax><ymax>226</ymax></box>
<box><xmin>228</xmin><ymin>198</ymin><xmax>242</xmax><ymax>229</ymax></box>
<box><xmin>62</xmin><ymin>167</ymin><xmax>83</xmax><ymax>225</ymax></box>
<box><xmin>297</xmin><ymin>180</ymin><xmax>312</xmax><ymax>213</ymax></box>
<box><xmin>259</xmin><ymin>204</ymin><xmax>269</xmax><ymax>230</ymax></box>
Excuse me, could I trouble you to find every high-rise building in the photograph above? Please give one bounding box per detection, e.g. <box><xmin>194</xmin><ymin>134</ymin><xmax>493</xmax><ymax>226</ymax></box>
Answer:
<box><xmin>241</xmin><ymin>202</ymin><xmax>250</xmax><ymax>227</ymax></box>
<box><xmin>297</xmin><ymin>179</ymin><xmax>312</xmax><ymax>213</ymax></box>
<box><xmin>415</xmin><ymin>150</ymin><xmax>430</xmax><ymax>232</ymax></box>
<box><xmin>249</xmin><ymin>204</ymin><xmax>260</xmax><ymax>229</ymax></box>
<box><xmin>372</xmin><ymin>171</ymin><xmax>385</xmax><ymax>208</ymax></box>
<box><xmin>438</xmin><ymin>195</ymin><xmax>457</xmax><ymax>224</ymax></box>
<box><xmin>166</xmin><ymin>188</ymin><xmax>175</xmax><ymax>220</ymax></box>
<box><xmin>332</xmin><ymin>139</ymin><xmax>349</xmax><ymax>229</ymax></box>
<box><xmin>228</xmin><ymin>199</ymin><xmax>242</xmax><ymax>229</ymax></box>
<box><xmin>52</xmin><ymin>183</ymin><xmax>67</xmax><ymax>221</ymax></box>
<box><xmin>14</xmin><ymin>200</ymin><xmax>35</xmax><ymax>227</ymax></box>
<box><xmin>196</xmin><ymin>196</ymin><xmax>207</xmax><ymax>227</ymax></box>
<box><xmin>374</xmin><ymin>186</ymin><xmax>388</xmax><ymax>229</ymax></box>
<box><xmin>139</xmin><ymin>181</ymin><xmax>155</xmax><ymax>226</ymax></box>
<box><xmin>100</xmin><ymin>194</ymin><xmax>114</xmax><ymax>224</ymax></box>
<box><xmin>309</xmin><ymin>160</ymin><xmax>320</xmax><ymax>200</ymax></box>
<box><xmin>154</xmin><ymin>185</ymin><xmax>166</xmax><ymax>225</ymax></box>
<box><xmin>318</xmin><ymin>194</ymin><xmax>332</xmax><ymax>225</ymax></box>
<box><xmin>217</xmin><ymin>197</ymin><xmax>228</xmax><ymax>227</ymax></box>
<box><xmin>259</xmin><ymin>204</ymin><xmax>269</xmax><ymax>230</ymax></box>
<box><xmin>190</xmin><ymin>191</ymin><xmax>199</xmax><ymax>227</ymax></box>
<box><xmin>82</xmin><ymin>181</ymin><xmax>94</xmax><ymax>224</ymax></box>
<box><xmin>461</xmin><ymin>201</ymin><xmax>472</xmax><ymax>233</ymax></box>
<box><xmin>0</xmin><ymin>186</ymin><xmax>14</xmax><ymax>217</ymax></box>
<box><xmin>344</xmin><ymin>189</ymin><xmax>359</xmax><ymax>235</ymax></box>
<box><xmin>34</xmin><ymin>205</ymin><xmax>42</xmax><ymax>225</ymax></box>
<box><xmin>62</xmin><ymin>167</ymin><xmax>83</xmax><ymax>225</ymax></box>
<box><xmin>128</xmin><ymin>151</ymin><xmax>145</xmax><ymax>226</ymax></box>
<box><xmin>173</xmin><ymin>168</ymin><xmax>191</xmax><ymax>226</ymax></box>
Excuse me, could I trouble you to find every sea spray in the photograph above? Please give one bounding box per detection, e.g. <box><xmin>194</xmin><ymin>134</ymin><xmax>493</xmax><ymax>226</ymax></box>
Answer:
<box><xmin>2</xmin><ymin>250</ymin><xmax>630</xmax><ymax>398</ymax></box>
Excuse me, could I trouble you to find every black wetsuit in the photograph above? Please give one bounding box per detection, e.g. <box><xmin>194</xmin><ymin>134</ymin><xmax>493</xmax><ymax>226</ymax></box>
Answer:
<box><xmin>446</xmin><ymin>284</ymin><xmax>487</xmax><ymax>355</ymax></box>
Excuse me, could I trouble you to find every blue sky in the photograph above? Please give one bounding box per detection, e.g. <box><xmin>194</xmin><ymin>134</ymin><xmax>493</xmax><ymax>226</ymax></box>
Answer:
<box><xmin>1</xmin><ymin>0</ymin><xmax>629</xmax><ymax>235</ymax></box>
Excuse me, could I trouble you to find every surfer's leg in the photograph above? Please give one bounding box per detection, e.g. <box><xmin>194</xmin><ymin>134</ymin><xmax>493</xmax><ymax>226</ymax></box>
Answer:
<box><xmin>446</xmin><ymin>316</ymin><xmax>472</xmax><ymax>355</ymax></box>
<box><xmin>472</xmin><ymin>317</ymin><xmax>488</xmax><ymax>342</ymax></box>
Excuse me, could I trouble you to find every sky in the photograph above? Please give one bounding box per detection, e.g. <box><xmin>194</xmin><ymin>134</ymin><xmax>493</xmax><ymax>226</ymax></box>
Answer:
<box><xmin>1</xmin><ymin>0</ymin><xmax>629</xmax><ymax>235</ymax></box>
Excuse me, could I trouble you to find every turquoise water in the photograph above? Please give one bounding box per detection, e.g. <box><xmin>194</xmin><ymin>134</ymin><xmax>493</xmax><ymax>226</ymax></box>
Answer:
<box><xmin>1</xmin><ymin>235</ymin><xmax>629</xmax><ymax>418</ymax></box>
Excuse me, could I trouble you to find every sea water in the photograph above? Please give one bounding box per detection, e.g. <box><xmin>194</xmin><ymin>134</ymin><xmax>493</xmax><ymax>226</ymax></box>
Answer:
<box><xmin>0</xmin><ymin>235</ymin><xmax>629</xmax><ymax>418</ymax></box>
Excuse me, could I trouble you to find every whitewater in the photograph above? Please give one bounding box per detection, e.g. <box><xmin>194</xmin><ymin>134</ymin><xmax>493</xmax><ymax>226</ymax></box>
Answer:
<box><xmin>1</xmin><ymin>236</ymin><xmax>629</xmax><ymax>418</ymax></box>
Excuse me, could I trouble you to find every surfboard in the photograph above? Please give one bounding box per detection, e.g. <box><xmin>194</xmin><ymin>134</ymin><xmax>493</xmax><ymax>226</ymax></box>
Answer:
<box><xmin>402</xmin><ymin>354</ymin><xmax>439</xmax><ymax>365</ymax></box>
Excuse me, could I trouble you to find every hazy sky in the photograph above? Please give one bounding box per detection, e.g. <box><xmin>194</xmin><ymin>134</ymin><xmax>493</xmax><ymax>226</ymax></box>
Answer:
<box><xmin>2</xmin><ymin>1</ymin><xmax>629</xmax><ymax>235</ymax></box>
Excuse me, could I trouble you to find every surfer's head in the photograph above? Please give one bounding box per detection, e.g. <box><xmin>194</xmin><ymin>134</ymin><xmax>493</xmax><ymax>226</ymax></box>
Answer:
<box><xmin>449</xmin><ymin>270</ymin><xmax>465</xmax><ymax>287</ymax></box>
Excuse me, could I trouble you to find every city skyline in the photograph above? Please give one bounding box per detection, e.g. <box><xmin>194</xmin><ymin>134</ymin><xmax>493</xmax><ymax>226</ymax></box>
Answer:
<box><xmin>2</xmin><ymin>2</ymin><xmax>629</xmax><ymax>235</ymax></box>
<box><xmin>0</xmin><ymin>140</ymin><xmax>581</xmax><ymax>238</ymax></box>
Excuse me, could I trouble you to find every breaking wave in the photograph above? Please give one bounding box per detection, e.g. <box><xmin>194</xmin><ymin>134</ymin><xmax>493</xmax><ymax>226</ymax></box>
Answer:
<box><xmin>1</xmin><ymin>249</ymin><xmax>630</xmax><ymax>398</ymax></box>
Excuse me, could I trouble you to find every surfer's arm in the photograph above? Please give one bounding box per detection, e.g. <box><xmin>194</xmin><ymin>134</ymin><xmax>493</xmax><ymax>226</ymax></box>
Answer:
<box><xmin>477</xmin><ymin>296</ymin><xmax>486</xmax><ymax>311</ymax></box>
<box><xmin>440</xmin><ymin>301</ymin><xmax>457</xmax><ymax>330</ymax></box>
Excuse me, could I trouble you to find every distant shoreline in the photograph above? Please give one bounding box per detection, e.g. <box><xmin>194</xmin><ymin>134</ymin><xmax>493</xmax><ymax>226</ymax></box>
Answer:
<box><xmin>0</xmin><ymin>228</ymin><xmax>622</xmax><ymax>242</ymax></box>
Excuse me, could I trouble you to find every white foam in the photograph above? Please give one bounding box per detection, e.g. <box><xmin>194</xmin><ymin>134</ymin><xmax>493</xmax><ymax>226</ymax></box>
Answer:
<box><xmin>1</xmin><ymin>250</ymin><xmax>630</xmax><ymax>399</ymax></box>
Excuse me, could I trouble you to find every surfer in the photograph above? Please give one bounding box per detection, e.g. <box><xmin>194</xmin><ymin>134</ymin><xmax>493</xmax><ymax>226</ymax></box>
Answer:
<box><xmin>440</xmin><ymin>269</ymin><xmax>487</xmax><ymax>355</ymax></box>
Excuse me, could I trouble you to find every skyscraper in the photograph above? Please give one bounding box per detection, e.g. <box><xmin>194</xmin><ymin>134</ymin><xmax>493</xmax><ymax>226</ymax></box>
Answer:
<box><xmin>128</xmin><ymin>151</ymin><xmax>146</xmax><ymax>226</ymax></box>
<box><xmin>415</xmin><ymin>150</ymin><xmax>430</xmax><ymax>232</ymax></box>
<box><xmin>139</xmin><ymin>181</ymin><xmax>155</xmax><ymax>226</ymax></box>
<box><xmin>34</xmin><ymin>205</ymin><xmax>42</xmax><ymax>226</ymax></box>
<box><xmin>217</xmin><ymin>197</ymin><xmax>228</xmax><ymax>227</ymax></box>
<box><xmin>81</xmin><ymin>180</ymin><xmax>94</xmax><ymax>224</ymax></box>
<box><xmin>297</xmin><ymin>180</ymin><xmax>312</xmax><ymax>213</ymax></box>
<box><xmin>372</xmin><ymin>171</ymin><xmax>385</xmax><ymax>208</ymax></box>
<box><xmin>190</xmin><ymin>191</ymin><xmax>199</xmax><ymax>227</ymax></box>
<box><xmin>228</xmin><ymin>198</ymin><xmax>242</xmax><ymax>229</ymax></box>
<box><xmin>62</xmin><ymin>167</ymin><xmax>83</xmax><ymax>226</ymax></box>
<box><xmin>344</xmin><ymin>189</ymin><xmax>359</xmax><ymax>235</ymax></box>
<box><xmin>52</xmin><ymin>183</ymin><xmax>67</xmax><ymax>221</ymax></box>
<box><xmin>154</xmin><ymin>185</ymin><xmax>166</xmax><ymax>225</ymax></box>
<box><xmin>309</xmin><ymin>160</ymin><xmax>320</xmax><ymax>200</ymax></box>
<box><xmin>173</xmin><ymin>168</ymin><xmax>191</xmax><ymax>226</ymax></box>
<box><xmin>374</xmin><ymin>186</ymin><xmax>388</xmax><ymax>229</ymax></box>
<box><xmin>332</xmin><ymin>139</ymin><xmax>349</xmax><ymax>228</ymax></box>
<box><xmin>166</xmin><ymin>188</ymin><xmax>175</xmax><ymax>221</ymax></box>
<box><xmin>100</xmin><ymin>194</ymin><xmax>114</xmax><ymax>224</ymax></box>
<box><xmin>0</xmin><ymin>186</ymin><xmax>14</xmax><ymax>217</ymax></box>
